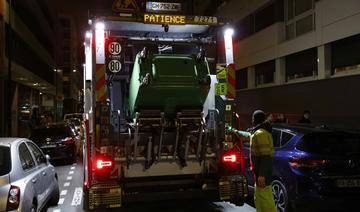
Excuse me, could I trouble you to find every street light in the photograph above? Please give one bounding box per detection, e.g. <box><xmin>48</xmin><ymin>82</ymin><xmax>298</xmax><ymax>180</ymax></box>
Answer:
<box><xmin>223</xmin><ymin>27</ymin><xmax>234</xmax><ymax>65</ymax></box>
<box><xmin>95</xmin><ymin>22</ymin><xmax>105</xmax><ymax>30</ymax></box>
<box><xmin>224</xmin><ymin>28</ymin><xmax>234</xmax><ymax>37</ymax></box>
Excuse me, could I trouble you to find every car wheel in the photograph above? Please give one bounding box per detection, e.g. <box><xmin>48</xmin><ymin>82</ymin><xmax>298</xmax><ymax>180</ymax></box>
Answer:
<box><xmin>272</xmin><ymin>180</ymin><xmax>290</xmax><ymax>212</ymax></box>
<box><xmin>49</xmin><ymin>182</ymin><xmax>60</xmax><ymax>206</ymax></box>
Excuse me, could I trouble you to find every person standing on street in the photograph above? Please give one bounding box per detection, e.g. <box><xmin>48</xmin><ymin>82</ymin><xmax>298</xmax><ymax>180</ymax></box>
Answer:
<box><xmin>298</xmin><ymin>110</ymin><xmax>311</xmax><ymax>124</ymax></box>
<box><xmin>228</xmin><ymin>110</ymin><xmax>276</xmax><ymax>212</ymax></box>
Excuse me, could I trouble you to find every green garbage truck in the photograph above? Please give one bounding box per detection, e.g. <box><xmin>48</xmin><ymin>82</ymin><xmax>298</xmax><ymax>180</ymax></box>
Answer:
<box><xmin>82</xmin><ymin>9</ymin><xmax>247</xmax><ymax>211</ymax></box>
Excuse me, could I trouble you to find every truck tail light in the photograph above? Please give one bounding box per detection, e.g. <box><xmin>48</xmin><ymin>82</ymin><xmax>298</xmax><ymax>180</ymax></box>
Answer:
<box><xmin>62</xmin><ymin>137</ymin><xmax>74</xmax><ymax>145</ymax></box>
<box><xmin>96</xmin><ymin>159</ymin><xmax>113</xmax><ymax>169</ymax></box>
<box><xmin>222</xmin><ymin>153</ymin><xmax>237</xmax><ymax>163</ymax></box>
<box><xmin>7</xmin><ymin>185</ymin><xmax>20</xmax><ymax>211</ymax></box>
<box><xmin>289</xmin><ymin>157</ymin><xmax>328</xmax><ymax>169</ymax></box>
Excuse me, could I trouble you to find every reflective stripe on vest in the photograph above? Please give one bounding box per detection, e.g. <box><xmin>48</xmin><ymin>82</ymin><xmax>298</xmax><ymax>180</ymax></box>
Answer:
<box><xmin>250</xmin><ymin>129</ymin><xmax>274</xmax><ymax>156</ymax></box>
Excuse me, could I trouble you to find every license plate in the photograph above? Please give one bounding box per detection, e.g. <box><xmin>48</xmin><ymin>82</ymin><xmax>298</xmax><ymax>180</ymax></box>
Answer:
<box><xmin>42</xmin><ymin>144</ymin><xmax>56</xmax><ymax>148</ymax></box>
<box><xmin>109</xmin><ymin>188</ymin><xmax>121</xmax><ymax>194</ymax></box>
<box><xmin>336</xmin><ymin>179</ymin><xmax>360</xmax><ymax>188</ymax></box>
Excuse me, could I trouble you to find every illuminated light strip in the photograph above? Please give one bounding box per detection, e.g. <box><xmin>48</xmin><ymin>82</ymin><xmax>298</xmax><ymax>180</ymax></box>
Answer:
<box><xmin>227</xmin><ymin>64</ymin><xmax>236</xmax><ymax>99</ymax></box>
<box><xmin>95</xmin><ymin>64</ymin><xmax>106</xmax><ymax>102</ymax></box>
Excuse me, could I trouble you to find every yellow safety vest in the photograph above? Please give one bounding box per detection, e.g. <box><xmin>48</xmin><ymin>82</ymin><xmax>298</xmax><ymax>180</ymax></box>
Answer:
<box><xmin>250</xmin><ymin>129</ymin><xmax>274</xmax><ymax>156</ymax></box>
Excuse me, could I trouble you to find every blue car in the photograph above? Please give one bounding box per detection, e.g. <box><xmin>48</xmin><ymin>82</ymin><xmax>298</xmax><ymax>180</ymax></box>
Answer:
<box><xmin>243</xmin><ymin>124</ymin><xmax>360</xmax><ymax>212</ymax></box>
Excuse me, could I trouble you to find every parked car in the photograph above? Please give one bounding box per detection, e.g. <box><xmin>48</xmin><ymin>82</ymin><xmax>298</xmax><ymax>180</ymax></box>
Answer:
<box><xmin>0</xmin><ymin>138</ymin><xmax>59</xmax><ymax>212</ymax></box>
<box><xmin>65</xmin><ymin>118</ymin><xmax>83</xmax><ymax>133</ymax></box>
<box><xmin>64</xmin><ymin>113</ymin><xmax>82</xmax><ymax>122</ymax></box>
<box><xmin>30</xmin><ymin>122</ymin><xmax>79</xmax><ymax>163</ymax></box>
<box><xmin>243</xmin><ymin>124</ymin><xmax>360</xmax><ymax>212</ymax></box>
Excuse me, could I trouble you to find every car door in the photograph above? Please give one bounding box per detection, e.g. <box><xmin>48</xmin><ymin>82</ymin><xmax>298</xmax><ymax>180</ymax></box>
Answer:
<box><xmin>26</xmin><ymin>141</ymin><xmax>51</xmax><ymax>207</ymax></box>
<box><xmin>18</xmin><ymin>143</ymin><xmax>44</xmax><ymax>207</ymax></box>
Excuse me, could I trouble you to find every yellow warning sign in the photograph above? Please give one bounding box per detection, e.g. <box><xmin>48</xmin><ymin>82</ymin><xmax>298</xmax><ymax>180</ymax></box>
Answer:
<box><xmin>112</xmin><ymin>0</ymin><xmax>139</xmax><ymax>13</ymax></box>
<box><xmin>225</xmin><ymin>105</ymin><xmax>232</xmax><ymax>111</ymax></box>
<box><xmin>216</xmin><ymin>64</ymin><xmax>227</xmax><ymax>79</ymax></box>
<box><xmin>215</xmin><ymin>83</ymin><xmax>227</xmax><ymax>95</ymax></box>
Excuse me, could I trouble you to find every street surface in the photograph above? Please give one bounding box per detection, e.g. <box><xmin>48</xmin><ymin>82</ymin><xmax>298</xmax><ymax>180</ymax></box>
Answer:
<box><xmin>45</xmin><ymin>160</ymin><xmax>255</xmax><ymax>212</ymax></box>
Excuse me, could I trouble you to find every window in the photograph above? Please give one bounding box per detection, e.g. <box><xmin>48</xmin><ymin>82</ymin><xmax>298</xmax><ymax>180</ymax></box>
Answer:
<box><xmin>19</xmin><ymin>143</ymin><xmax>36</xmax><ymax>171</ymax></box>
<box><xmin>281</xmin><ymin>132</ymin><xmax>294</xmax><ymax>146</ymax></box>
<box><xmin>295</xmin><ymin>0</ymin><xmax>313</xmax><ymax>16</ymax></box>
<box><xmin>255</xmin><ymin>60</ymin><xmax>275</xmax><ymax>86</ymax></box>
<box><xmin>272</xmin><ymin>129</ymin><xmax>281</xmax><ymax>147</ymax></box>
<box><xmin>0</xmin><ymin>147</ymin><xmax>11</xmax><ymax>176</ymax></box>
<box><xmin>331</xmin><ymin>34</ymin><xmax>360</xmax><ymax>74</ymax></box>
<box><xmin>236</xmin><ymin>68</ymin><xmax>248</xmax><ymax>89</ymax></box>
<box><xmin>297</xmin><ymin>133</ymin><xmax>360</xmax><ymax>156</ymax></box>
<box><xmin>27</xmin><ymin>142</ymin><xmax>46</xmax><ymax>165</ymax></box>
<box><xmin>285</xmin><ymin>0</ymin><xmax>314</xmax><ymax>39</ymax></box>
<box><xmin>236</xmin><ymin>15</ymin><xmax>255</xmax><ymax>40</ymax></box>
<box><xmin>285</xmin><ymin>48</ymin><xmax>317</xmax><ymax>80</ymax></box>
<box><xmin>5</xmin><ymin>24</ymin><xmax>54</xmax><ymax>84</ymax></box>
<box><xmin>255</xmin><ymin>3</ymin><xmax>275</xmax><ymax>32</ymax></box>
<box><xmin>235</xmin><ymin>1</ymin><xmax>283</xmax><ymax>41</ymax></box>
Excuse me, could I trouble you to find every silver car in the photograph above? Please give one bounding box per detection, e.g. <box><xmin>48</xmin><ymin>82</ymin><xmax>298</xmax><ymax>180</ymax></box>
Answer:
<box><xmin>0</xmin><ymin>138</ymin><xmax>60</xmax><ymax>212</ymax></box>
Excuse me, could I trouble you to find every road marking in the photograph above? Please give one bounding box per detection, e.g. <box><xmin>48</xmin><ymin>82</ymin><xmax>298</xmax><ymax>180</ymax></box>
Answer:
<box><xmin>66</xmin><ymin>176</ymin><xmax>73</xmax><ymax>180</ymax></box>
<box><xmin>60</xmin><ymin>190</ymin><xmax>68</xmax><ymax>196</ymax></box>
<box><xmin>71</xmin><ymin>166</ymin><xmax>75</xmax><ymax>170</ymax></box>
<box><xmin>58</xmin><ymin>198</ymin><xmax>65</xmax><ymax>205</ymax></box>
<box><xmin>53</xmin><ymin>209</ymin><xmax>61</xmax><ymax>212</ymax></box>
<box><xmin>64</xmin><ymin>182</ymin><xmax>70</xmax><ymax>187</ymax></box>
<box><xmin>69</xmin><ymin>170</ymin><xmax>74</xmax><ymax>175</ymax></box>
<box><xmin>71</xmin><ymin>187</ymin><xmax>83</xmax><ymax>206</ymax></box>
<box><xmin>73</xmin><ymin>163</ymin><xmax>77</xmax><ymax>165</ymax></box>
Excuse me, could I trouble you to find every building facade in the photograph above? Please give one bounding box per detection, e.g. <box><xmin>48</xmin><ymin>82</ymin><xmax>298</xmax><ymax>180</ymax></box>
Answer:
<box><xmin>216</xmin><ymin>0</ymin><xmax>360</xmax><ymax>129</ymax></box>
<box><xmin>0</xmin><ymin>0</ymin><xmax>61</xmax><ymax>136</ymax></box>
<box><xmin>58</xmin><ymin>14</ymin><xmax>83</xmax><ymax>116</ymax></box>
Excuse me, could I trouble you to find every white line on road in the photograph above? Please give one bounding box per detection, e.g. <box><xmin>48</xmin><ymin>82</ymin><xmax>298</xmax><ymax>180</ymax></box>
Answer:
<box><xmin>58</xmin><ymin>198</ymin><xmax>65</xmax><ymax>205</ymax></box>
<box><xmin>64</xmin><ymin>182</ymin><xmax>70</xmax><ymax>187</ymax></box>
<box><xmin>71</xmin><ymin>187</ymin><xmax>83</xmax><ymax>206</ymax></box>
<box><xmin>66</xmin><ymin>176</ymin><xmax>73</xmax><ymax>180</ymax></box>
<box><xmin>69</xmin><ymin>170</ymin><xmax>74</xmax><ymax>175</ymax></box>
<box><xmin>70</xmin><ymin>166</ymin><xmax>75</xmax><ymax>170</ymax></box>
<box><xmin>72</xmin><ymin>163</ymin><xmax>77</xmax><ymax>165</ymax></box>
<box><xmin>52</xmin><ymin>209</ymin><xmax>61</xmax><ymax>212</ymax></box>
<box><xmin>60</xmin><ymin>190</ymin><xmax>67</xmax><ymax>196</ymax></box>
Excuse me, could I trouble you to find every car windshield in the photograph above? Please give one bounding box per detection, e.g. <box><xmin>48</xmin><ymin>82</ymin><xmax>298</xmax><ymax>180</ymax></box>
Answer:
<box><xmin>0</xmin><ymin>146</ymin><xmax>11</xmax><ymax>176</ymax></box>
<box><xmin>297</xmin><ymin>132</ymin><xmax>360</xmax><ymax>156</ymax></box>
<box><xmin>31</xmin><ymin>126</ymin><xmax>71</xmax><ymax>138</ymax></box>
<box><xmin>68</xmin><ymin>118</ymin><xmax>81</xmax><ymax>126</ymax></box>
<box><xmin>64</xmin><ymin>114</ymin><xmax>82</xmax><ymax>120</ymax></box>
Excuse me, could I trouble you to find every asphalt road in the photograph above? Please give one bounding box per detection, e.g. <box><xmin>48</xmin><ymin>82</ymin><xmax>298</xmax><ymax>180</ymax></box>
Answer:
<box><xmin>44</xmin><ymin>160</ymin><xmax>255</xmax><ymax>212</ymax></box>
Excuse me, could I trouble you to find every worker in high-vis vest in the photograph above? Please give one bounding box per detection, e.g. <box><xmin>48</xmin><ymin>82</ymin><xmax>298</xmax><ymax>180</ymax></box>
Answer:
<box><xmin>228</xmin><ymin>110</ymin><xmax>276</xmax><ymax>212</ymax></box>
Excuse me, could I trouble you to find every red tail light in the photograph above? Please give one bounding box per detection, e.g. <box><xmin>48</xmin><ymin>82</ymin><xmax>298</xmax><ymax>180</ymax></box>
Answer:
<box><xmin>222</xmin><ymin>154</ymin><xmax>237</xmax><ymax>163</ymax></box>
<box><xmin>62</xmin><ymin>137</ymin><xmax>74</xmax><ymax>145</ymax></box>
<box><xmin>7</xmin><ymin>185</ymin><xmax>20</xmax><ymax>211</ymax></box>
<box><xmin>289</xmin><ymin>157</ymin><xmax>328</xmax><ymax>168</ymax></box>
<box><xmin>96</xmin><ymin>159</ymin><xmax>113</xmax><ymax>169</ymax></box>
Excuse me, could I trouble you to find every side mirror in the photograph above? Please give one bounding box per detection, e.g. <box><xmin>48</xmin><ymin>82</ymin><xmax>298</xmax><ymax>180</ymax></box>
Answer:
<box><xmin>45</xmin><ymin>154</ymin><xmax>51</xmax><ymax>164</ymax></box>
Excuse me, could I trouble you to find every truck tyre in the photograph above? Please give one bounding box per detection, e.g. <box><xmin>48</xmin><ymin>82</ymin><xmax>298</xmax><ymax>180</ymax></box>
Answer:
<box><xmin>230</xmin><ymin>196</ymin><xmax>245</xmax><ymax>207</ymax></box>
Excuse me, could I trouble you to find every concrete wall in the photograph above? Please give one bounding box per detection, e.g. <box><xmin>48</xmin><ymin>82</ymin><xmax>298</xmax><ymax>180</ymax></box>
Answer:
<box><xmin>237</xmin><ymin>75</ymin><xmax>360</xmax><ymax>130</ymax></box>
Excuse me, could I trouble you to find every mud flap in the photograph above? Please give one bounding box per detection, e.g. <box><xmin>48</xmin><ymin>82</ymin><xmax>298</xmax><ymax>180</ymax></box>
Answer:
<box><xmin>219</xmin><ymin>175</ymin><xmax>248</xmax><ymax>206</ymax></box>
